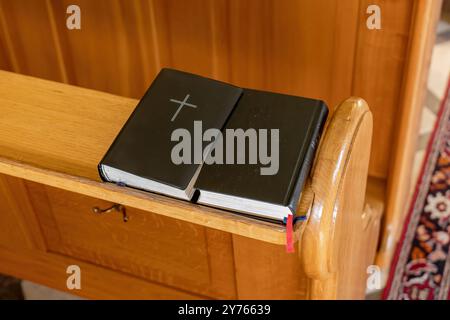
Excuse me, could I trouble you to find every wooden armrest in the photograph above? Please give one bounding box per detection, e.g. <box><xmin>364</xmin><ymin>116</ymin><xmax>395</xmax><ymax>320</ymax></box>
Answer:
<box><xmin>301</xmin><ymin>97</ymin><xmax>374</xmax><ymax>298</ymax></box>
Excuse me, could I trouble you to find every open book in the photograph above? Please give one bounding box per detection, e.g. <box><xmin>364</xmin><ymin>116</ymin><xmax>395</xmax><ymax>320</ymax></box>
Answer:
<box><xmin>99</xmin><ymin>68</ymin><xmax>328</xmax><ymax>222</ymax></box>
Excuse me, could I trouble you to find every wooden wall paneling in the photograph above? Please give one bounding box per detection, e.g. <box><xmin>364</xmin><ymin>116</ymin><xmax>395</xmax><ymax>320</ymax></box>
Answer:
<box><xmin>351</xmin><ymin>0</ymin><xmax>414</xmax><ymax>178</ymax></box>
<box><xmin>0</xmin><ymin>174</ymin><xmax>46</xmax><ymax>252</ymax></box>
<box><xmin>146</xmin><ymin>0</ymin><xmax>172</xmax><ymax>73</ymax></box>
<box><xmin>227</xmin><ymin>0</ymin><xmax>359</xmax><ymax>111</ymax></box>
<box><xmin>0</xmin><ymin>0</ymin><xmax>66</xmax><ymax>82</ymax></box>
<box><xmin>208</xmin><ymin>0</ymin><xmax>232</xmax><ymax>81</ymax></box>
<box><xmin>0</xmin><ymin>0</ymin><xmax>361</xmax><ymax>106</ymax></box>
<box><xmin>0</xmin><ymin>4</ymin><xmax>12</xmax><ymax>71</ymax></box>
<box><xmin>226</xmin><ymin>0</ymin><xmax>273</xmax><ymax>90</ymax></box>
<box><xmin>328</xmin><ymin>0</ymin><xmax>361</xmax><ymax>108</ymax></box>
<box><xmin>48</xmin><ymin>0</ymin><xmax>161</xmax><ymax>98</ymax></box>
<box><xmin>0</xmin><ymin>41</ymin><xmax>10</xmax><ymax>71</ymax></box>
<box><xmin>151</xmin><ymin>0</ymin><xmax>224</xmax><ymax>80</ymax></box>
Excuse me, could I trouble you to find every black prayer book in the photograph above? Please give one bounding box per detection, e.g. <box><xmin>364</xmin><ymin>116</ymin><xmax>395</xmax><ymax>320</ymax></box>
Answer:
<box><xmin>99</xmin><ymin>68</ymin><xmax>242</xmax><ymax>200</ymax></box>
<box><xmin>99</xmin><ymin>68</ymin><xmax>328</xmax><ymax>222</ymax></box>
<box><xmin>195</xmin><ymin>89</ymin><xmax>328</xmax><ymax>220</ymax></box>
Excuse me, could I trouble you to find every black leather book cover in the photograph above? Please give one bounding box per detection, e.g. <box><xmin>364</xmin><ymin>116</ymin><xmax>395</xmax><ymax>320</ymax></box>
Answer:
<box><xmin>194</xmin><ymin>89</ymin><xmax>328</xmax><ymax>212</ymax></box>
<box><xmin>99</xmin><ymin>68</ymin><xmax>242</xmax><ymax>190</ymax></box>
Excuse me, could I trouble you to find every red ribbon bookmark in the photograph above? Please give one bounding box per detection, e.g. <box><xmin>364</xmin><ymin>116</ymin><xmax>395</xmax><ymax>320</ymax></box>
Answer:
<box><xmin>286</xmin><ymin>214</ymin><xmax>294</xmax><ymax>253</ymax></box>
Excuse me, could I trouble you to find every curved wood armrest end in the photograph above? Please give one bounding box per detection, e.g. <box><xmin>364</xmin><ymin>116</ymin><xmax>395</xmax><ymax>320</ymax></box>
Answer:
<box><xmin>300</xmin><ymin>97</ymin><xmax>374</xmax><ymax>298</ymax></box>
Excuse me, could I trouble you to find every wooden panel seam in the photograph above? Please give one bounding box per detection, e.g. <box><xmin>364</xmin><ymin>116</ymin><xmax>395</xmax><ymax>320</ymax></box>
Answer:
<box><xmin>0</xmin><ymin>1</ymin><xmax>20</xmax><ymax>72</ymax></box>
<box><xmin>45</xmin><ymin>0</ymin><xmax>69</xmax><ymax>83</ymax></box>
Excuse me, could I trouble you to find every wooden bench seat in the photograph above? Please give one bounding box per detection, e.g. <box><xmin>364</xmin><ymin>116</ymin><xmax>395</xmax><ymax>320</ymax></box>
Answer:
<box><xmin>0</xmin><ymin>71</ymin><xmax>382</xmax><ymax>299</ymax></box>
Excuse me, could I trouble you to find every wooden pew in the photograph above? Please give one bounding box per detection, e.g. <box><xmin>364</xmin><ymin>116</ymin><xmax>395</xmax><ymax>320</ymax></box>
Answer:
<box><xmin>0</xmin><ymin>71</ymin><xmax>382</xmax><ymax>299</ymax></box>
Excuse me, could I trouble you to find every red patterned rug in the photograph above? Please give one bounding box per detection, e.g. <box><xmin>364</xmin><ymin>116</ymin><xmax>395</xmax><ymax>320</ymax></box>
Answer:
<box><xmin>384</xmin><ymin>78</ymin><xmax>450</xmax><ymax>300</ymax></box>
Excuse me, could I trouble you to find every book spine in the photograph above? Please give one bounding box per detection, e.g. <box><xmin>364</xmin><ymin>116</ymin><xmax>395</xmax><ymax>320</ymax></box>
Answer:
<box><xmin>287</xmin><ymin>102</ymin><xmax>329</xmax><ymax>214</ymax></box>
